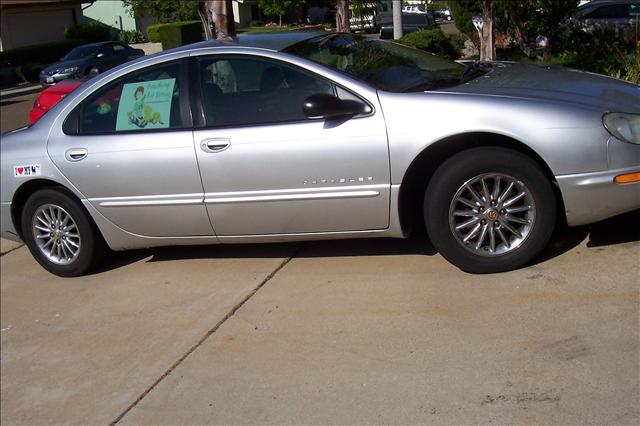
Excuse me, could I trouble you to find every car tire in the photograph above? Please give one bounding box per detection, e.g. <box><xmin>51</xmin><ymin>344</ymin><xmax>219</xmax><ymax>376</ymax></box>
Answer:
<box><xmin>424</xmin><ymin>147</ymin><xmax>556</xmax><ymax>273</ymax></box>
<box><xmin>21</xmin><ymin>188</ymin><xmax>104</xmax><ymax>277</ymax></box>
<box><xmin>88</xmin><ymin>67</ymin><xmax>100</xmax><ymax>77</ymax></box>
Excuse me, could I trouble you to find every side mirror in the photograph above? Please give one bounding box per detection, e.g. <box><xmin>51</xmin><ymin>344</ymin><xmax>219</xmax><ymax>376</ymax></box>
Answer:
<box><xmin>303</xmin><ymin>94</ymin><xmax>371</xmax><ymax>120</ymax></box>
<box><xmin>96</xmin><ymin>53</ymin><xmax>105</xmax><ymax>58</ymax></box>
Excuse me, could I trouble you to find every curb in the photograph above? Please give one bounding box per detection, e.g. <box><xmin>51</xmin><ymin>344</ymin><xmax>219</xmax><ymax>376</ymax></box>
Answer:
<box><xmin>0</xmin><ymin>84</ymin><xmax>42</xmax><ymax>100</ymax></box>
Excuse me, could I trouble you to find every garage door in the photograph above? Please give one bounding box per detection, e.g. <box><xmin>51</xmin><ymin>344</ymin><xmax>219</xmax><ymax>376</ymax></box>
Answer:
<box><xmin>6</xmin><ymin>8</ymin><xmax>75</xmax><ymax>49</ymax></box>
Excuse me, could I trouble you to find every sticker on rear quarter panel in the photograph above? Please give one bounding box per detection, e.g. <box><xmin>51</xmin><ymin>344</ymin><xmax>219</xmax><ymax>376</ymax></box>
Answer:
<box><xmin>14</xmin><ymin>164</ymin><xmax>41</xmax><ymax>177</ymax></box>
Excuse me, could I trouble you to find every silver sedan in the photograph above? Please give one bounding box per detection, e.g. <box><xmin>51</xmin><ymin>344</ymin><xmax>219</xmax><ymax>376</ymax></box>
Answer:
<box><xmin>1</xmin><ymin>32</ymin><xmax>639</xmax><ymax>276</ymax></box>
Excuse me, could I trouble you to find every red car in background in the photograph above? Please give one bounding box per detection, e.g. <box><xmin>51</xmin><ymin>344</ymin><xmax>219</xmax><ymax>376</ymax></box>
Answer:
<box><xmin>30</xmin><ymin>80</ymin><xmax>82</xmax><ymax>124</ymax></box>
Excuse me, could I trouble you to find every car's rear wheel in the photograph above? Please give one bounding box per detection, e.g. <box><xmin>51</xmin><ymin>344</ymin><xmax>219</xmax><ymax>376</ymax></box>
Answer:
<box><xmin>21</xmin><ymin>188</ymin><xmax>103</xmax><ymax>277</ymax></box>
<box><xmin>424</xmin><ymin>147</ymin><xmax>556</xmax><ymax>273</ymax></box>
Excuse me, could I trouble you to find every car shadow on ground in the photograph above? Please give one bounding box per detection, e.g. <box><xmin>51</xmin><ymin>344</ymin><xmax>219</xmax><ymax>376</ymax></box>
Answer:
<box><xmin>0</xmin><ymin>98</ymin><xmax>29</xmax><ymax>107</ymax></box>
<box><xmin>95</xmin><ymin>210</ymin><xmax>639</xmax><ymax>275</ymax></box>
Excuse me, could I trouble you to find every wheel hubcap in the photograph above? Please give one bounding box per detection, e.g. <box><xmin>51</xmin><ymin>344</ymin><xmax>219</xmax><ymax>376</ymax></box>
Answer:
<box><xmin>32</xmin><ymin>204</ymin><xmax>81</xmax><ymax>265</ymax></box>
<box><xmin>448</xmin><ymin>173</ymin><xmax>536</xmax><ymax>257</ymax></box>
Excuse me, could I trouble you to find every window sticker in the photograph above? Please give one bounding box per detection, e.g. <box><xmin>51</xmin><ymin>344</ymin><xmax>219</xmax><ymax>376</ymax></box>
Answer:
<box><xmin>115</xmin><ymin>78</ymin><xmax>175</xmax><ymax>131</ymax></box>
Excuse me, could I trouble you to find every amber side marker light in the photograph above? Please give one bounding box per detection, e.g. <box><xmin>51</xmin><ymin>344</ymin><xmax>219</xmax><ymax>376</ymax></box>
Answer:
<box><xmin>614</xmin><ymin>172</ymin><xmax>640</xmax><ymax>184</ymax></box>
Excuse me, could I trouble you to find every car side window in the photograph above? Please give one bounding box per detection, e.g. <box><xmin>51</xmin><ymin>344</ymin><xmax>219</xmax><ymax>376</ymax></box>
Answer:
<box><xmin>98</xmin><ymin>45</ymin><xmax>114</xmax><ymax>57</ymax></box>
<box><xmin>198</xmin><ymin>56</ymin><xmax>337</xmax><ymax>127</ymax></box>
<box><xmin>77</xmin><ymin>60</ymin><xmax>183</xmax><ymax>134</ymax></box>
<box><xmin>113</xmin><ymin>43</ymin><xmax>127</xmax><ymax>53</ymax></box>
<box><xmin>586</xmin><ymin>4</ymin><xmax>629</xmax><ymax>19</ymax></box>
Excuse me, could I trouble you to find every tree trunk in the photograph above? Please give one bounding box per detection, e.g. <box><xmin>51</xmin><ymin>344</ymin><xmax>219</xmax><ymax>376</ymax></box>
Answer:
<box><xmin>200</xmin><ymin>0</ymin><xmax>236</xmax><ymax>41</ymax></box>
<box><xmin>336</xmin><ymin>0</ymin><xmax>350</xmax><ymax>33</ymax></box>
<box><xmin>198</xmin><ymin>7</ymin><xmax>214</xmax><ymax>40</ymax></box>
<box><xmin>479</xmin><ymin>0</ymin><xmax>494</xmax><ymax>61</ymax></box>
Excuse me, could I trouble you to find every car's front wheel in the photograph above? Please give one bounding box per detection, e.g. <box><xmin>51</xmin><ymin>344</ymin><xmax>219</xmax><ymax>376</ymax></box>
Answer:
<box><xmin>424</xmin><ymin>147</ymin><xmax>556</xmax><ymax>273</ymax></box>
<box><xmin>21</xmin><ymin>188</ymin><xmax>104</xmax><ymax>277</ymax></box>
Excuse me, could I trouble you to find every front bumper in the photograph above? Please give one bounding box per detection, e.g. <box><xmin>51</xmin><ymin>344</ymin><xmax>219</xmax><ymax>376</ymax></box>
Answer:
<box><xmin>39</xmin><ymin>71</ymin><xmax>76</xmax><ymax>86</ymax></box>
<box><xmin>1</xmin><ymin>202</ymin><xmax>20</xmax><ymax>242</ymax></box>
<box><xmin>556</xmin><ymin>166</ymin><xmax>640</xmax><ymax>226</ymax></box>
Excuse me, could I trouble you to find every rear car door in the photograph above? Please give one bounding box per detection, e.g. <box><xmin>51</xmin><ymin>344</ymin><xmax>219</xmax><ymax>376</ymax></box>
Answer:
<box><xmin>47</xmin><ymin>58</ymin><xmax>213</xmax><ymax>237</ymax></box>
<box><xmin>112</xmin><ymin>42</ymin><xmax>135</xmax><ymax>66</ymax></box>
<box><xmin>191</xmin><ymin>53</ymin><xmax>391</xmax><ymax>236</ymax></box>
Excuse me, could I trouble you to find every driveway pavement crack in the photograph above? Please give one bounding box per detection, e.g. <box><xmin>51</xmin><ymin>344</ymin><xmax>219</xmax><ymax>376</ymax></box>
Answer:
<box><xmin>109</xmin><ymin>247</ymin><xmax>299</xmax><ymax>425</ymax></box>
<box><xmin>0</xmin><ymin>244</ymin><xmax>24</xmax><ymax>257</ymax></box>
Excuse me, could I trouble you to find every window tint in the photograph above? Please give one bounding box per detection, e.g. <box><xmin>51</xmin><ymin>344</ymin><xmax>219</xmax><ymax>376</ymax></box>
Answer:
<box><xmin>198</xmin><ymin>56</ymin><xmax>336</xmax><ymax>127</ymax></box>
<box><xmin>285</xmin><ymin>34</ymin><xmax>464</xmax><ymax>92</ymax></box>
<box><xmin>586</xmin><ymin>4</ymin><xmax>629</xmax><ymax>18</ymax></box>
<box><xmin>98</xmin><ymin>45</ymin><xmax>114</xmax><ymax>57</ymax></box>
<box><xmin>78</xmin><ymin>60</ymin><xmax>183</xmax><ymax>134</ymax></box>
<box><xmin>113</xmin><ymin>43</ymin><xmax>127</xmax><ymax>52</ymax></box>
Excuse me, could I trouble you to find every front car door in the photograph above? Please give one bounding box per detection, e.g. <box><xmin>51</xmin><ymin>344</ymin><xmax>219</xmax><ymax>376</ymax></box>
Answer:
<box><xmin>190</xmin><ymin>52</ymin><xmax>391</xmax><ymax>237</ymax></box>
<box><xmin>47</xmin><ymin>57</ymin><xmax>213</xmax><ymax>237</ymax></box>
<box><xmin>96</xmin><ymin>44</ymin><xmax>117</xmax><ymax>70</ymax></box>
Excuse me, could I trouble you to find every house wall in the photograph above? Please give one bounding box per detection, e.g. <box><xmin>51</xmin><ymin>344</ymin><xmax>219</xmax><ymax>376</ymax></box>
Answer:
<box><xmin>82</xmin><ymin>0</ymin><xmax>137</xmax><ymax>32</ymax></box>
<box><xmin>234</xmin><ymin>0</ymin><xmax>257</xmax><ymax>27</ymax></box>
<box><xmin>0</xmin><ymin>1</ymin><xmax>83</xmax><ymax>51</ymax></box>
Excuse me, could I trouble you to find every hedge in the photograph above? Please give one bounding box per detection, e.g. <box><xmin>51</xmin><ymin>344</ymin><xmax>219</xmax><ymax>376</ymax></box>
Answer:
<box><xmin>147</xmin><ymin>23</ymin><xmax>162</xmax><ymax>43</ymax></box>
<box><xmin>157</xmin><ymin>21</ymin><xmax>203</xmax><ymax>50</ymax></box>
<box><xmin>398</xmin><ymin>29</ymin><xmax>462</xmax><ymax>60</ymax></box>
<box><xmin>0</xmin><ymin>39</ymin><xmax>87</xmax><ymax>67</ymax></box>
<box><xmin>64</xmin><ymin>22</ymin><xmax>112</xmax><ymax>42</ymax></box>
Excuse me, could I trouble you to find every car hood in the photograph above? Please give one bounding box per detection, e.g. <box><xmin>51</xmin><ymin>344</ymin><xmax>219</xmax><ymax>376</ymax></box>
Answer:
<box><xmin>444</xmin><ymin>62</ymin><xmax>640</xmax><ymax>113</ymax></box>
<box><xmin>43</xmin><ymin>59</ymin><xmax>88</xmax><ymax>74</ymax></box>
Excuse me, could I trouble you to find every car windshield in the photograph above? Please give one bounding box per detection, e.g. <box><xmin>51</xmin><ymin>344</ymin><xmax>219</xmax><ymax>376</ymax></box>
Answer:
<box><xmin>284</xmin><ymin>34</ymin><xmax>466</xmax><ymax>92</ymax></box>
<box><xmin>63</xmin><ymin>45</ymin><xmax>98</xmax><ymax>60</ymax></box>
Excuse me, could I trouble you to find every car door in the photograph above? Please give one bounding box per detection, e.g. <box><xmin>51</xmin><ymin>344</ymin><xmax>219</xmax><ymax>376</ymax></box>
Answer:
<box><xmin>112</xmin><ymin>42</ymin><xmax>134</xmax><ymax>66</ymax></box>
<box><xmin>47</xmin><ymin>58</ymin><xmax>213</xmax><ymax>237</ymax></box>
<box><xmin>96</xmin><ymin>44</ymin><xmax>117</xmax><ymax>70</ymax></box>
<box><xmin>191</xmin><ymin>54</ymin><xmax>390</xmax><ymax>236</ymax></box>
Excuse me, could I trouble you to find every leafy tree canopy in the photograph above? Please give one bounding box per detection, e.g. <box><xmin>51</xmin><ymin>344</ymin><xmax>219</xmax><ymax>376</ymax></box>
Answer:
<box><xmin>258</xmin><ymin>0</ymin><xmax>296</xmax><ymax>18</ymax></box>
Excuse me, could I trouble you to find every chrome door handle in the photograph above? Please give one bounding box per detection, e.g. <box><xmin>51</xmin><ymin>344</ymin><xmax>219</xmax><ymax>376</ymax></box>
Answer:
<box><xmin>65</xmin><ymin>148</ymin><xmax>88</xmax><ymax>161</ymax></box>
<box><xmin>201</xmin><ymin>138</ymin><xmax>230</xmax><ymax>153</ymax></box>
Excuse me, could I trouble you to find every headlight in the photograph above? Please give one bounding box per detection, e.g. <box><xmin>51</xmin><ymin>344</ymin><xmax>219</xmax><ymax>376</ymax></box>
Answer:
<box><xmin>603</xmin><ymin>113</ymin><xmax>640</xmax><ymax>144</ymax></box>
<box><xmin>61</xmin><ymin>67</ymin><xmax>79</xmax><ymax>74</ymax></box>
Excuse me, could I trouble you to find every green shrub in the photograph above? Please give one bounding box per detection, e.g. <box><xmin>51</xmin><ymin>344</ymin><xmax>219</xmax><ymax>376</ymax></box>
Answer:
<box><xmin>547</xmin><ymin>27</ymin><xmax>639</xmax><ymax>84</ymax></box>
<box><xmin>447</xmin><ymin>33</ymin><xmax>467</xmax><ymax>56</ymax></box>
<box><xmin>250</xmin><ymin>20</ymin><xmax>265</xmax><ymax>27</ymax></box>
<box><xmin>157</xmin><ymin>21</ymin><xmax>202</xmax><ymax>50</ymax></box>
<box><xmin>147</xmin><ymin>23</ymin><xmax>162</xmax><ymax>43</ymax></box>
<box><xmin>64</xmin><ymin>22</ymin><xmax>112</xmax><ymax>42</ymax></box>
<box><xmin>398</xmin><ymin>29</ymin><xmax>461</xmax><ymax>60</ymax></box>
<box><xmin>0</xmin><ymin>39</ymin><xmax>87</xmax><ymax>67</ymax></box>
<box><xmin>15</xmin><ymin>63</ymin><xmax>44</xmax><ymax>83</ymax></box>
<box><xmin>117</xmin><ymin>29</ymin><xmax>146</xmax><ymax>44</ymax></box>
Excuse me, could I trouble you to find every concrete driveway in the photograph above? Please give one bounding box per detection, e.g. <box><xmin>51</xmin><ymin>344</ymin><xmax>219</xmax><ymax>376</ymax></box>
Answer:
<box><xmin>2</xmin><ymin>215</ymin><xmax>638</xmax><ymax>425</ymax></box>
<box><xmin>1</xmin><ymin>83</ymin><xmax>639</xmax><ymax>425</ymax></box>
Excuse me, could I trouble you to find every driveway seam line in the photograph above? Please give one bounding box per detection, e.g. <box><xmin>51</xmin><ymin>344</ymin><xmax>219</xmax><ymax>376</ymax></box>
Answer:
<box><xmin>109</xmin><ymin>247</ymin><xmax>300</xmax><ymax>425</ymax></box>
<box><xmin>0</xmin><ymin>244</ymin><xmax>24</xmax><ymax>257</ymax></box>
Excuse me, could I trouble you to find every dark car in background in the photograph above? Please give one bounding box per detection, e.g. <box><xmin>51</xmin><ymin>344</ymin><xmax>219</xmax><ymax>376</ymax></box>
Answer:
<box><xmin>434</xmin><ymin>8</ymin><xmax>453</xmax><ymax>21</ymax></box>
<box><xmin>380</xmin><ymin>13</ymin><xmax>434</xmax><ymax>39</ymax></box>
<box><xmin>573</xmin><ymin>0</ymin><xmax>640</xmax><ymax>40</ymax></box>
<box><xmin>39</xmin><ymin>41</ymin><xmax>144</xmax><ymax>86</ymax></box>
